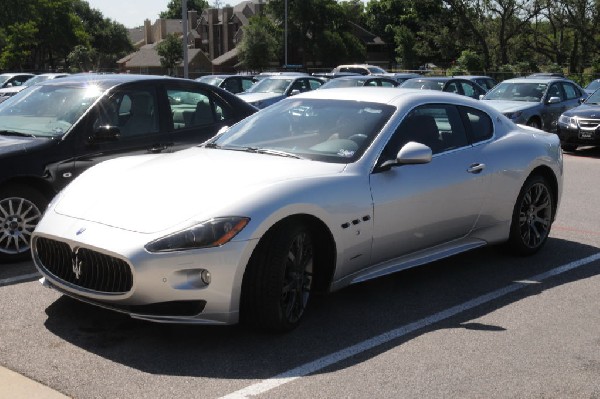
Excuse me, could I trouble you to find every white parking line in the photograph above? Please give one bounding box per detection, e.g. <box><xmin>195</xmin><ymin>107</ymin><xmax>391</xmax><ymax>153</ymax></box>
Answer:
<box><xmin>0</xmin><ymin>272</ymin><xmax>40</xmax><ymax>286</ymax></box>
<box><xmin>220</xmin><ymin>252</ymin><xmax>600</xmax><ymax>399</ymax></box>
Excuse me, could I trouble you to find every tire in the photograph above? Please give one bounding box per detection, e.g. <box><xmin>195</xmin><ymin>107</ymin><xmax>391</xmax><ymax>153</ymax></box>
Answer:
<box><xmin>561</xmin><ymin>143</ymin><xmax>578</xmax><ymax>152</ymax></box>
<box><xmin>240</xmin><ymin>220</ymin><xmax>314</xmax><ymax>332</ymax></box>
<box><xmin>0</xmin><ymin>185</ymin><xmax>48</xmax><ymax>263</ymax></box>
<box><xmin>506</xmin><ymin>175</ymin><xmax>554</xmax><ymax>256</ymax></box>
<box><xmin>526</xmin><ymin>118</ymin><xmax>541</xmax><ymax>129</ymax></box>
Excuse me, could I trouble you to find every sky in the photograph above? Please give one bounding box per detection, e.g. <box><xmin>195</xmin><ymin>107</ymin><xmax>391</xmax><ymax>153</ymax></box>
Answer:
<box><xmin>86</xmin><ymin>0</ymin><xmax>368</xmax><ymax>29</ymax></box>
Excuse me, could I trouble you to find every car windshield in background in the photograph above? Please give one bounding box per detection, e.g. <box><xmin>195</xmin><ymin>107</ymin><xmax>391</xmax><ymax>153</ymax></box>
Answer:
<box><xmin>323</xmin><ymin>79</ymin><xmax>367</xmax><ymax>88</ymax></box>
<box><xmin>585</xmin><ymin>90</ymin><xmax>600</xmax><ymax>105</ymax></box>
<box><xmin>484</xmin><ymin>82</ymin><xmax>547</xmax><ymax>102</ymax></box>
<box><xmin>198</xmin><ymin>76</ymin><xmax>224</xmax><ymax>86</ymax></box>
<box><xmin>368</xmin><ymin>66</ymin><xmax>387</xmax><ymax>74</ymax></box>
<box><xmin>211</xmin><ymin>98</ymin><xmax>394</xmax><ymax>163</ymax></box>
<box><xmin>586</xmin><ymin>81</ymin><xmax>600</xmax><ymax>92</ymax></box>
<box><xmin>22</xmin><ymin>75</ymin><xmax>52</xmax><ymax>87</ymax></box>
<box><xmin>0</xmin><ymin>84</ymin><xmax>103</xmax><ymax>137</ymax></box>
<box><xmin>401</xmin><ymin>79</ymin><xmax>444</xmax><ymax>90</ymax></box>
<box><xmin>247</xmin><ymin>78</ymin><xmax>293</xmax><ymax>94</ymax></box>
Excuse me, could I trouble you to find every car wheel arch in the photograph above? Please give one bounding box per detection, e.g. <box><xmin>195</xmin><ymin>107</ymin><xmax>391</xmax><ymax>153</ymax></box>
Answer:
<box><xmin>0</xmin><ymin>177</ymin><xmax>55</xmax><ymax>204</ymax></box>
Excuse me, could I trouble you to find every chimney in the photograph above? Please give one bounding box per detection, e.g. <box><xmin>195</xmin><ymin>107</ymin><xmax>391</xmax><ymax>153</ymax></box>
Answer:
<box><xmin>188</xmin><ymin>10</ymin><xmax>198</xmax><ymax>32</ymax></box>
<box><xmin>144</xmin><ymin>19</ymin><xmax>153</xmax><ymax>44</ymax></box>
<box><xmin>159</xmin><ymin>18</ymin><xmax>167</xmax><ymax>41</ymax></box>
<box><xmin>222</xmin><ymin>7</ymin><xmax>233</xmax><ymax>54</ymax></box>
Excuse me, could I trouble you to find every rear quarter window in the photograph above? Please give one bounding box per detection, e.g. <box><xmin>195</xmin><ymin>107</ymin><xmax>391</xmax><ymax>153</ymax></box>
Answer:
<box><xmin>460</xmin><ymin>106</ymin><xmax>493</xmax><ymax>143</ymax></box>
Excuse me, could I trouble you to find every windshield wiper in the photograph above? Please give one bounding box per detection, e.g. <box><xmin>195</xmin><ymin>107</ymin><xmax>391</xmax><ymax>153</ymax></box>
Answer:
<box><xmin>203</xmin><ymin>142</ymin><xmax>220</xmax><ymax>149</ymax></box>
<box><xmin>249</xmin><ymin>147</ymin><xmax>304</xmax><ymax>159</ymax></box>
<box><xmin>0</xmin><ymin>130</ymin><xmax>37</xmax><ymax>138</ymax></box>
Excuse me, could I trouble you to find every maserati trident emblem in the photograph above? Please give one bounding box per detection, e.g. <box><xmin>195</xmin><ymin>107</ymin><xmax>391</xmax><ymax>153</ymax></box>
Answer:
<box><xmin>76</xmin><ymin>227</ymin><xmax>86</xmax><ymax>235</ymax></box>
<box><xmin>72</xmin><ymin>247</ymin><xmax>83</xmax><ymax>280</ymax></box>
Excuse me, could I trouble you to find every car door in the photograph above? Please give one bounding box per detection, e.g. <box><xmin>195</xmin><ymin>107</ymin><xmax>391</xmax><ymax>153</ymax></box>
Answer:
<box><xmin>543</xmin><ymin>82</ymin><xmax>568</xmax><ymax>131</ymax></box>
<box><xmin>459</xmin><ymin>80</ymin><xmax>485</xmax><ymax>99</ymax></box>
<box><xmin>163</xmin><ymin>81</ymin><xmax>232</xmax><ymax>151</ymax></box>
<box><xmin>67</xmin><ymin>83</ymin><xmax>169</xmax><ymax>180</ymax></box>
<box><xmin>369</xmin><ymin>103</ymin><xmax>489</xmax><ymax>265</ymax></box>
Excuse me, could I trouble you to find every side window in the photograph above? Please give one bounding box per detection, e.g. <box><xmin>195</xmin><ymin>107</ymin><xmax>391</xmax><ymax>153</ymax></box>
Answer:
<box><xmin>308</xmin><ymin>79</ymin><xmax>323</xmax><ymax>90</ymax></box>
<box><xmin>383</xmin><ymin>104</ymin><xmax>468</xmax><ymax>158</ymax></box>
<box><xmin>365</xmin><ymin>80</ymin><xmax>378</xmax><ymax>87</ymax></box>
<box><xmin>93</xmin><ymin>89</ymin><xmax>159</xmax><ymax>137</ymax></box>
<box><xmin>460</xmin><ymin>82</ymin><xmax>476</xmax><ymax>98</ymax></box>
<box><xmin>459</xmin><ymin>106</ymin><xmax>493</xmax><ymax>143</ymax></box>
<box><xmin>561</xmin><ymin>83</ymin><xmax>579</xmax><ymax>100</ymax></box>
<box><xmin>223</xmin><ymin>79</ymin><xmax>242</xmax><ymax>94</ymax></box>
<box><xmin>380</xmin><ymin>80</ymin><xmax>396</xmax><ymax>87</ymax></box>
<box><xmin>547</xmin><ymin>83</ymin><xmax>563</xmax><ymax>101</ymax></box>
<box><xmin>445</xmin><ymin>82</ymin><xmax>461</xmax><ymax>94</ymax></box>
<box><xmin>167</xmin><ymin>88</ymin><xmax>229</xmax><ymax>130</ymax></box>
<box><xmin>241</xmin><ymin>78</ymin><xmax>255</xmax><ymax>92</ymax></box>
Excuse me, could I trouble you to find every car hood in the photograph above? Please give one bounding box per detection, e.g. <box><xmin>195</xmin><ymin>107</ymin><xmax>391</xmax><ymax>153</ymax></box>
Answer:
<box><xmin>54</xmin><ymin>147</ymin><xmax>346</xmax><ymax>234</ymax></box>
<box><xmin>562</xmin><ymin>103</ymin><xmax>600</xmax><ymax>118</ymax></box>
<box><xmin>237</xmin><ymin>92</ymin><xmax>285</xmax><ymax>103</ymax></box>
<box><xmin>0</xmin><ymin>135</ymin><xmax>46</xmax><ymax>155</ymax></box>
<box><xmin>482</xmin><ymin>100</ymin><xmax>540</xmax><ymax>113</ymax></box>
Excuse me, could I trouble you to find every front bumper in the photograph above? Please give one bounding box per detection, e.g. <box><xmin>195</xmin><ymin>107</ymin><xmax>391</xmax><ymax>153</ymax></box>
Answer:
<box><xmin>32</xmin><ymin>215</ymin><xmax>259</xmax><ymax>325</ymax></box>
<box><xmin>557</xmin><ymin>124</ymin><xmax>600</xmax><ymax>146</ymax></box>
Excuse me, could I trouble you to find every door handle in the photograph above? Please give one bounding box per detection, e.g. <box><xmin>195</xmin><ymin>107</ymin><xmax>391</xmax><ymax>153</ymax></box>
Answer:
<box><xmin>148</xmin><ymin>144</ymin><xmax>168</xmax><ymax>153</ymax></box>
<box><xmin>467</xmin><ymin>163</ymin><xmax>485</xmax><ymax>174</ymax></box>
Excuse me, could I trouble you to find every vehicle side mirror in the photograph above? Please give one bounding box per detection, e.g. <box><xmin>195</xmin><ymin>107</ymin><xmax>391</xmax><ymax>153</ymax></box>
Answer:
<box><xmin>379</xmin><ymin>141</ymin><xmax>433</xmax><ymax>170</ymax></box>
<box><xmin>290</xmin><ymin>89</ymin><xmax>301</xmax><ymax>96</ymax></box>
<box><xmin>547</xmin><ymin>96</ymin><xmax>561</xmax><ymax>104</ymax></box>
<box><xmin>479</xmin><ymin>94</ymin><xmax>485</xmax><ymax>100</ymax></box>
<box><xmin>89</xmin><ymin>125</ymin><xmax>120</xmax><ymax>143</ymax></box>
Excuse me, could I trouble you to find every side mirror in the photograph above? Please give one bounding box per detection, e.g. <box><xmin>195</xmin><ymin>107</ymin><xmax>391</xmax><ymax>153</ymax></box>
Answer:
<box><xmin>379</xmin><ymin>141</ymin><xmax>433</xmax><ymax>170</ymax></box>
<box><xmin>290</xmin><ymin>89</ymin><xmax>301</xmax><ymax>96</ymax></box>
<box><xmin>479</xmin><ymin>94</ymin><xmax>485</xmax><ymax>100</ymax></box>
<box><xmin>547</xmin><ymin>96</ymin><xmax>561</xmax><ymax>104</ymax></box>
<box><xmin>89</xmin><ymin>125</ymin><xmax>120</xmax><ymax>143</ymax></box>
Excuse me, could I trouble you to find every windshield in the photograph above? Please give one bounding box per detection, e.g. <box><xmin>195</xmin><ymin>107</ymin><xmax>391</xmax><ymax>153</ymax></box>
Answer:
<box><xmin>586</xmin><ymin>80</ymin><xmax>600</xmax><ymax>92</ymax></box>
<box><xmin>401</xmin><ymin>80</ymin><xmax>444</xmax><ymax>90</ymax></box>
<box><xmin>23</xmin><ymin>75</ymin><xmax>53</xmax><ymax>87</ymax></box>
<box><xmin>198</xmin><ymin>76</ymin><xmax>224</xmax><ymax>86</ymax></box>
<box><xmin>368</xmin><ymin>66</ymin><xmax>387</xmax><ymax>74</ymax></box>
<box><xmin>321</xmin><ymin>79</ymin><xmax>366</xmax><ymax>89</ymax></box>
<box><xmin>0</xmin><ymin>76</ymin><xmax>10</xmax><ymax>85</ymax></box>
<box><xmin>585</xmin><ymin>89</ymin><xmax>600</xmax><ymax>105</ymax></box>
<box><xmin>247</xmin><ymin>78</ymin><xmax>293</xmax><ymax>94</ymax></box>
<box><xmin>0</xmin><ymin>83</ymin><xmax>104</xmax><ymax>137</ymax></box>
<box><xmin>484</xmin><ymin>82</ymin><xmax>546</xmax><ymax>102</ymax></box>
<box><xmin>210</xmin><ymin>98</ymin><xmax>395</xmax><ymax>163</ymax></box>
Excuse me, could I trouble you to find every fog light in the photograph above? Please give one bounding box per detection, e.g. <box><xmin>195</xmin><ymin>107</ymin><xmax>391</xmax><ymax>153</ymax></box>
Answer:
<box><xmin>201</xmin><ymin>270</ymin><xmax>211</xmax><ymax>285</ymax></box>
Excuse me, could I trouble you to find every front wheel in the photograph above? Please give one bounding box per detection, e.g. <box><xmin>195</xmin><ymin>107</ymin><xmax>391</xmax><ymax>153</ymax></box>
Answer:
<box><xmin>240</xmin><ymin>221</ymin><xmax>314</xmax><ymax>332</ymax></box>
<box><xmin>506</xmin><ymin>175</ymin><xmax>554</xmax><ymax>256</ymax></box>
<box><xmin>0</xmin><ymin>186</ymin><xmax>48</xmax><ymax>263</ymax></box>
<box><xmin>526</xmin><ymin>118</ymin><xmax>541</xmax><ymax>129</ymax></box>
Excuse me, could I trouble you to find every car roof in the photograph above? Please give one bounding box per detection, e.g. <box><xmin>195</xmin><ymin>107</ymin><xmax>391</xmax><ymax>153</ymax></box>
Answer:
<box><xmin>37</xmin><ymin>73</ymin><xmax>179</xmax><ymax>89</ymax></box>
<box><xmin>500</xmin><ymin>77</ymin><xmax>573</xmax><ymax>84</ymax></box>
<box><xmin>0</xmin><ymin>72</ymin><xmax>35</xmax><ymax>77</ymax></box>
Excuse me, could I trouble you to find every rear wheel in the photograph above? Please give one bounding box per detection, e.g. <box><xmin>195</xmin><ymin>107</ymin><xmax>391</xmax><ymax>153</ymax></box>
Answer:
<box><xmin>0</xmin><ymin>185</ymin><xmax>48</xmax><ymax>263</ymax></box>
<box><xmin>240</xmin><ymin>220</ymin><xmax>314</xmax><ymax>332</ymax></box>
<box><xmin>526</xmin><ymin>118</ymin><xmax>541</xmax><ymax>129</ymax></box>
<box><xmin>507</xmin><ymin>175</ymin><xmax>554</xmax><ymax>256</ymax></box>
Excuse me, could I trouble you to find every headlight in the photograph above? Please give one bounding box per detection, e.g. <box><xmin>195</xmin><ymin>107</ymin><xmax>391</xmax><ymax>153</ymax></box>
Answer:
<box><xmin>558</xmin><ymin>114</ymin><xmax>578</xmax><ymax>129</ymax></box>
<box><xmin>145</xmin><ymin>217</ymin><xmax>250</xmax><ymax>252</ymax></box>
<box><xmin>503</xmin><ymin>111</ymin><xmax>522</xmax><ymax>120</ymax></box>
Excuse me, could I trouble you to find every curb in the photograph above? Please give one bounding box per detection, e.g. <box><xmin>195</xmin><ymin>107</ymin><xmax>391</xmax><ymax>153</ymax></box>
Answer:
<box><xmin>0</xmin><ymin>366</ymin><xmax>69</xmax><ymax>399</ymax></box>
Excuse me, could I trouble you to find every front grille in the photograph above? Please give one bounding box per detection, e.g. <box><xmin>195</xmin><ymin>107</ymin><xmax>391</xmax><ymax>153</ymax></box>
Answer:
<box><xmin>35</xmin><ymin>237</ymin><xmax>133</xmax><ymax>294</ymax></box>
<box><xmin>578</xmin><ymin>118</ymin><xmax>600</xmax><ymax>130</ymax></box>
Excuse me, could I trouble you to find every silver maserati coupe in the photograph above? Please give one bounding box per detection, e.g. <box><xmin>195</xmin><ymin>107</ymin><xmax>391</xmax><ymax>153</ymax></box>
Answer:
<box><xmin>32</xmin><ymin>88</ymin><xmax>563</xmax><ymax>332</ymax></box>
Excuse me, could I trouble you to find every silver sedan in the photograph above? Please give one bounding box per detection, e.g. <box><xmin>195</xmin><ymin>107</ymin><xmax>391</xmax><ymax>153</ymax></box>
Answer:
<box><xmin>32</xmin><ymin>88</ymin><xmax>563</xmax><ymax>332</ymax></box>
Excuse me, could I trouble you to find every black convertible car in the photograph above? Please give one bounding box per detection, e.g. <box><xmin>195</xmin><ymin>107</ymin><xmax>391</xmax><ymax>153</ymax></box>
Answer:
<box><xmin>0</xmin><ymin>74</ymin><xmax>256</xmax><ymax>261</ymax></box>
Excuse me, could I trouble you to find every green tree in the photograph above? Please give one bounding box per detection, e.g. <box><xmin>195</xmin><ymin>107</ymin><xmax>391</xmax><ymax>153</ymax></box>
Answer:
<box><xmin>237</xmin><ymin>16</ymin><xmax>279</xmax><ymax>71</ymax></box>
<box><xmin>457</xmin><ymin>49</ymin><xmax>484</xmax><ymax>72</ymax></box>
<box><xmin>157</xmin><ymin>33</ymin><xmax>183</xmax><ymax>75</ymax></box>
<box><xmin>160</xmin><ymin>0</ymin><xmax>208</xmax><ymax>19</ymax></box>
<box><xmin>0</xmin><ymin>22</ymin><xmax>38</xmax><ymax>70</ymax></box>
<box><xmin>67</xmin><ymin>44</ymin><xmax>95</xmax><ymax>72</ymax></box>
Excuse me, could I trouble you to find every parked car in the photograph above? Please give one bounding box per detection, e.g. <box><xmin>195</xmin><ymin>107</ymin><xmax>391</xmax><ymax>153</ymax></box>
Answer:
<box><xmin>0</xmin><ymin>73</ymin><xmax>34</xmax><ymax>89</ymax></box>
<box><xmin>237</xmin><ymin>75</ymin><xmax>324</xmax><ymax>108</ymax></box>
<box><xmin>331</xmin><ymin>64</ymin><xmax>387</xmax><ymax>75</ymax></box>
<box><xmin>461</xmin><ymin>75</ymin><xmax>497</xmax><ymax>91</ymax></box>
<box><xmin>195</xmin><ymin>74</ymin><xmax>256</xmax><ymax>94</ymax></box>
<box><xmin>481</xmin><ymin>76</ymin><xmax>587</xmax><ymax>131</ymax></box>
<box><xmin>557</xmin><ymin>87</ymin><xmax>600</xmax><ymax>151</ymax></box>
<box><xmin>33</xmin><ymin>88</ymin><xmax>562</xmax><ymax>331</ymax></box>
<box><xmin>400</xmin><ymin>76</ymin><xmax>487</xmax><ymax>99</ymax></box>
<box><xmin>0</xmin><ymin>73</ymin><xmax>69</xmax><ymax>103</ymax></box>
<box><xmin>382</xmin><ymin>72</ymin><xmax>422</xmax><ymax>84</ymax></box>
<box><xmin>0</xmin><ymin>74</ymin><xmax>256</xmax><ymax>262</ymax></box>
<box><xmin>319</xmin><ymin>75</ymin><xmax>400</xmax><ymax>89</ymax></box>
